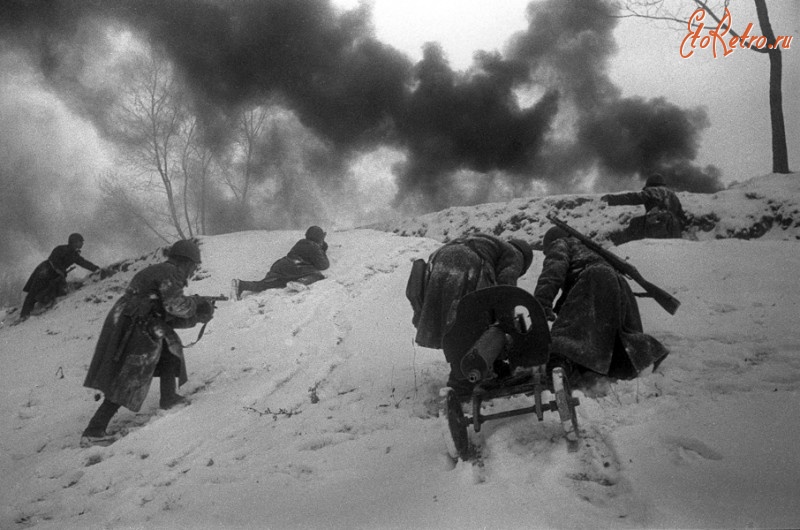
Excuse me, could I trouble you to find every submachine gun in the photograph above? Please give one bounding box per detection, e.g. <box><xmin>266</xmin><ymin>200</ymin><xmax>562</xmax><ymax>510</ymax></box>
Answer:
<box><xmin>439</xmin><ymin>285</ymin><xmax>580</xmax><ymax>461</ymax></box>
<box><xmin>547</xmin><ymin>214</ymin><xmax>681</xmax><ymax>315</ymax></box>
<box><xmin>184</xmin><ymin>294</ymin><xmax>229</xmax><ymax>348</ymax></box>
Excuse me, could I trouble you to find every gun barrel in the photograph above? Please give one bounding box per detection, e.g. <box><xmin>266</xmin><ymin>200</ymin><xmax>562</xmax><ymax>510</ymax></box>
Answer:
<box><xmin>459</xmin><ymin>325</ymin><xmax>507</xmax><ymax>383</ymax></box>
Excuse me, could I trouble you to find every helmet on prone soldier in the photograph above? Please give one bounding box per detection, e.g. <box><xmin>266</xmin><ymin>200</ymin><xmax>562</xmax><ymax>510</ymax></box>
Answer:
<box><xmin>305</xmin><ymin>225</ymin><xmax>326</xmax><ymax>244</ymax></box>
<box><xmin>169</xmin><ymin>239</ymin><xmax>202</xmax><ymax>264</ymax></box>
<box><xmin>508</xmin><ymin>239</ymin><xmax>533</xmax><ymax>275</ymax></box>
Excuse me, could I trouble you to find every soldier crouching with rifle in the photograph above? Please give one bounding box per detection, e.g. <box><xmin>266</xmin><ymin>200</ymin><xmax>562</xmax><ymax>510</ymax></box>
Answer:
<box><xmin>534</xmin><ymin>217</ymin><xmax>675</xmax><ymax>385</ymax></box>
<box><xmin>80</xmin><ymin>239</ymin><xmax>215</xmax><ymax>448</ymax></box>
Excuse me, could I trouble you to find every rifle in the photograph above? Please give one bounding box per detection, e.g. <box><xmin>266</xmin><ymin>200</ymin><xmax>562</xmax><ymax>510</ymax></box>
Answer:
<box><xmin>546</xmin><ymin>215</ymin><xmax>681</xmax><ymax>315</ymax></box>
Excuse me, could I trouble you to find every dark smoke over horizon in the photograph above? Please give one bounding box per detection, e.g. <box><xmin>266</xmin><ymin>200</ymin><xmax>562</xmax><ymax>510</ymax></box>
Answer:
<box><xmin>0</xmin><ymin>0</ymin><xmax>724</xmax><ymax>299</ymax></box>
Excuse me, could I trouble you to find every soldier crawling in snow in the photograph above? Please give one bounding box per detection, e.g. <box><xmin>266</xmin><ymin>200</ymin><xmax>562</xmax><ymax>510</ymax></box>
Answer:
<box><xmin>231</xmin><ymin>225</ymin><xmax>330</xmax><ymax>300</ymax></box>
<box><xmin>602</xmin><ymin>173</ymin><xmax>686</xmax><ymax>244</ymax></box>
<box><xmin>19</xmin><ymin>233</ymin><xmax>102</xmax><ymax>322</ymax></box>
<box><xmin>80</xmin><ymin>239</ymin><xmax>214</xmax><ymax>447</ymax></box>
<box><xmin>534</xmin><ymin>226</ymin><xmax>669</xmax><ymax>385</ymax></box>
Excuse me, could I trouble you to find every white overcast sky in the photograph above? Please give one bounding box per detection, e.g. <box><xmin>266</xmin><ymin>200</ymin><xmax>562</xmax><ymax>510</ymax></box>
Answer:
<box><xmin>348</xmin><ymin>0</ymin><xmax>799</xmax><ymax>183</ymax></box>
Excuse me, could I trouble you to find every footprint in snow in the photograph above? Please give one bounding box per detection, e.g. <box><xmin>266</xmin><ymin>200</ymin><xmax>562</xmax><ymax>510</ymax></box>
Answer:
<box><xmin>661</xmin><ymin>435</ymin><xmax>724</xmax><ymax>465</ymax></box>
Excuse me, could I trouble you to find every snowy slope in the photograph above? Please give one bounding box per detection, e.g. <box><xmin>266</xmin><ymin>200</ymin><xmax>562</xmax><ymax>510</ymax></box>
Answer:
<box><xmin>373</xmin><ymin>173</ymin><xmax>800</xmax><ymax>246</ymax></box>
<box><xmin>1</xmin><ymin>174</ymin><xmax>800</xmax><ymax>529</ymax></box>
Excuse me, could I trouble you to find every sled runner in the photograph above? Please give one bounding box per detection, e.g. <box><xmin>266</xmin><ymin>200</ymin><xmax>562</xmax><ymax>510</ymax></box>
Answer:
<box><xmin>439</xmin><ymin>285</ymin><xmax>581</xmax><ymax>461</ymax></box>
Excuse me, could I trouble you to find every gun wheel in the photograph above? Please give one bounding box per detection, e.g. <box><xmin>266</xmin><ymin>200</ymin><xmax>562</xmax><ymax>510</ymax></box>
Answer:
<box><xmin>440</xmin><ymin>388</ymin><xmax>471</xmax><ymax>461</ymax></box>
<box><xmin>552</xmin><ymin>368</ymin><xmax>580</xmax><ymax>446</ymax></box>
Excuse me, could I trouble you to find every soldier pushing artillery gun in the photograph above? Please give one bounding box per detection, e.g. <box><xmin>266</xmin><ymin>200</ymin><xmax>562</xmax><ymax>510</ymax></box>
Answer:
<box><xmin>407</xmin><ymin>221</ymin><xmax>678</xmax><ymax>462</ymax></box>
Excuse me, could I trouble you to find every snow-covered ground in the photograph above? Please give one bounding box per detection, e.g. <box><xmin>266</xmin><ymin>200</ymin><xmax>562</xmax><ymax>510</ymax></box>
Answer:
<box><xmin>1</xmin><ymin>173</ymin><xmax>799</xmax><ymax>529</ymax></box>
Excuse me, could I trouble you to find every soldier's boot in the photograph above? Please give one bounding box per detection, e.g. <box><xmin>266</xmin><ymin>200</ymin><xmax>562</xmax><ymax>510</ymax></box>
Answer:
<box><xmin>159</xmin><ymin>376</ymin><xmax>189</xmax><ymax>410</ymax></box>
<box><xmin>81</xmin><ymin>399</ymin><xmax>121</xmax><ymax>447</ymax></box>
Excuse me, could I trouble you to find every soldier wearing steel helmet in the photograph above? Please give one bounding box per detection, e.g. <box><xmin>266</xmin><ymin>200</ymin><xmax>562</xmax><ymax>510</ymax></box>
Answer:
<box><xmin>19</xmin><ymin>233</ymin><xmax>101</xmax><ymax>321</ymax></box>
<box><xmin>80</xmin><ymin>239</ymin><xmax>215</xmax><ymax>447</ymax></box>
<box><xmin>601</xmin><ymin>173</ymin><xmax>686</xmax><ymax>243</ymax></box>
<box><xmin>231</xmin><ymin>225</ymin><xmax>330</xmax><ymax>300</ymax></box>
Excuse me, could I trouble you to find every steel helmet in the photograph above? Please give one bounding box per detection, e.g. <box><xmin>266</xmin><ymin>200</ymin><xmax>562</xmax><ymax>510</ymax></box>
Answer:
<box><xmin>644</xmin><ymin>173</ymin><xmax>666</xmax><ymax>188</ymax></box>
<box><xmin>305</xmin><ymin>226</ymin><xmax>326</xmax><ymax>243</ymax></box>
<box><xmin>508</xmin><ymin>239</ymin><xmax>533</xmax><ymax>275</ymax></box>
<box><xmin>542</xmin><ymin>227</ymin><xmax>569</xmax><ymax>251</ymax></box>
<box><xmin>169</xmin><ymin>239</ymin><xmax>201</xmax><ymax>264</ymax></box>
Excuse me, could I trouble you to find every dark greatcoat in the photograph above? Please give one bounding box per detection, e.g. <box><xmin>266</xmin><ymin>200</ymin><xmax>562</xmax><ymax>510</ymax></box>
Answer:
<box><xmin>23</xmin><ymin>244</ymin><xmax>99</xmax><ymax>303</ymax></box>
<box><xmin>533</xmin><ymin>237</ymin><xmax>669</xmax><ymax>378</ymax></box>
<box><xmin>264</xmin><ymin>238</ymin><xmax>329</xmax><ymax>283</ymax></box>
<box><xmin>83</xmin><ymin>260</ymin><xmax>204</xmax><ymax>412</ymax></box>
<box><xmin>605</xmin><ymin>185</ymin><xmax>686</xmax><ymax>239</ymax></box>
<box><xmin>414</xmin><ymin>234</ymin><xmax>525</xmax><ymax>353</ymax></box>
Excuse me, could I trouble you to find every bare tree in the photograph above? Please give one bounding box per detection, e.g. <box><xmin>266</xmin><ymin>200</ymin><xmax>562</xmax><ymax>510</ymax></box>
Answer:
<box><xmin>99</xmin><ymin>173</ymin><xmax>173</xmax><ymax>243</ymax></box>
<box><xmin>179</xmin><ymin>117</ymin><xmax>215</xmax><ymax>236</ymax></box>
<box><xmin>111</xmin><ymin>50</ymin><xmax>192</xmax><ymax>238</ymax></box>
<box><xmin>617</xmin><ymin>0</ymin><xmax>790</xmax><ymax>173</ymax></box>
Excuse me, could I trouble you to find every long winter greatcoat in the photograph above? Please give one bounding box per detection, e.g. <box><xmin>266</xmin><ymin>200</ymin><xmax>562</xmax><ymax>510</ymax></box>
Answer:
<box><xmin>605</xmin><ymin>185</ymin><xmax>685</xmax><ymax>239</ymax></box>
<box><xmin>533</xmin><ymin>237</ymin><xmax>669</xmax><ymax>378</ymax></box>
<box><xmin>83</xmin><ymin>260</ymin><xmax>204</xmax><ymax>412</ymax></box>
<box><xmin>264</xmin><ymin>238</ymin><xmax>330</xmax><ymax>283</ymax></box>
<box><xmin>414</xmin><ymin>234</ymin><xmax>525</xmax><ymax>352</ymax></box>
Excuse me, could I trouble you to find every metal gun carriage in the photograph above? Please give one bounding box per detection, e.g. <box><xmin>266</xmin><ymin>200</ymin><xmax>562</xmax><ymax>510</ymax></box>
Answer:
<box><xmin>439</xmin><ymin>285</ymin><xmax>580</xmax><ymax>461</ymax></box>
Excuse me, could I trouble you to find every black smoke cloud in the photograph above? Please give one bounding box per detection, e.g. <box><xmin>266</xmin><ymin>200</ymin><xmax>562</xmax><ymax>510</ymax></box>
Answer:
<box><xmin>0</xmin><ymin>0</ymin><xmax>723</xmax><ymax>290</ymax></box>
<box><xmin>2</xmin><ymin>0</ymin><xmax>721</xmax><ymax>197</ymax></box>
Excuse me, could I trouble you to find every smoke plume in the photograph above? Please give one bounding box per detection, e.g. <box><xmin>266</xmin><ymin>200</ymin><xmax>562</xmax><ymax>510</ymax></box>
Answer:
<box><xmin>0</xmin><ymin>0</ymin><xmax>724</xmax><ymax>302</ymax></box>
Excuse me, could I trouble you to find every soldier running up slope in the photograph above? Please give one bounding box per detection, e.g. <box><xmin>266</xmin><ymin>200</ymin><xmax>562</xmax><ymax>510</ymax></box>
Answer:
<box><xmin>80</xmin><ymin>240</ymin><xmax>215</xmax><ymax>447</ymax></box>
<box><xmin>19</xmin><ymin>233</ymin><xmax>102</xmax><ymax>322</ymax></box>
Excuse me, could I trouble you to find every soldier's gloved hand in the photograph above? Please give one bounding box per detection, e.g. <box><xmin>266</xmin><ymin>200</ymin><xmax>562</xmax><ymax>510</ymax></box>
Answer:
<box><xmin>99</xmin><ymin>268</ymin><xmax>113</xmax><ymax>280</ymax></box>
<box><xmin>600</xmin><ymin>194</ymin><xmax>611</xmax><ymax>203</ymax></box>
<box><xmin>543</xmin><ymin>306</ymin><xmax>556</xmax><ymax>322</ymax></box>
<box><xmin>195</xmin><ymin>298</ymin><xmax>215</xmax><ymax>323</ymax></box>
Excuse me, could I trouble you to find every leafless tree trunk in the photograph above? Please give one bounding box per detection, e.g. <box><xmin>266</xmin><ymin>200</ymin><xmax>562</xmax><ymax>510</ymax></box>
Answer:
<box><xmin>617</xmin><ymin>0</ymin><xmax>790</xmax><ymax>173</ymax></box>
<box><xmin>224</xmin><ymin>106</ymin><xmax>268</xmax><ymax>211</ymax></box>
<box><xmin>179</xmin><ymin>118</ymin><xmax>215</xmax><ymax>236</ymax></box>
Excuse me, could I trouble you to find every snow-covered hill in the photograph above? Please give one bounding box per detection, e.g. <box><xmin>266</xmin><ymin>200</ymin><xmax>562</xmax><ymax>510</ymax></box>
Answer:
<box><xmin>1</xmin><ymin>173</ymin><xmax>799</xmax><ymax>529</ymax></box>
<box><xmin>373</xmin><ymin>173</ymin><xmax>800</xmax><ymax>246</ymax></box>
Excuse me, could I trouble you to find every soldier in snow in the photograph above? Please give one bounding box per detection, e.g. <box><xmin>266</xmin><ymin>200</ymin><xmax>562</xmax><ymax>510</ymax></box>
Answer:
<box><xmin>231</xmin><ymin>225</ymin><xmax>330</xmax><ymax>300</ymax></box>
<box><xmin>406</xmin><ymin>234</ymin><xmax>533</xmax><ymax>393</ymax></box>
<box><xmin>19</xmin><ymin>233</ymin><xmax>101</xmax><ymax>321</ymax></box>
<box><xmin>601</xmin><ymin>173</ymin><xmax>686</xmax><ymax>243</ymax></box>
<box><xmin>80</xmin><ymin>240</ymin><xmax>214</xmax><ymax>447</ymax></box>
<box><xmin>533</xmin><ymin>227</ymin><xmax>669</xmax><ymax>384</ymax></box>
